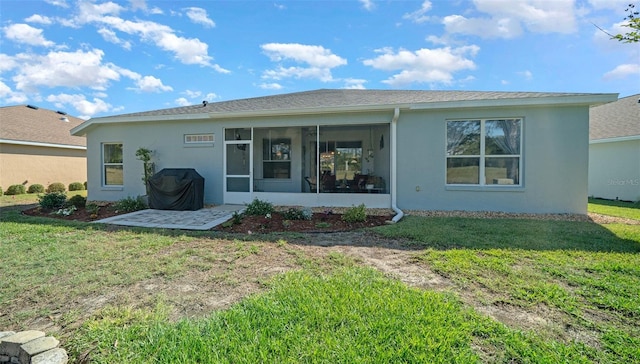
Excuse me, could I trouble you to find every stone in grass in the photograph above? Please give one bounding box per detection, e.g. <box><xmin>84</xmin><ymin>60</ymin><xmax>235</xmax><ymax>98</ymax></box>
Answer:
<box><xmin>31</xmin><ymin>348</ymin><xmax>68</xmax><ymax>364</ymax></box>
<box><xmin>20</xmin><ymin>336</ymin><xmax>60</xmax><ymax>364</ymax></box>
<box><xmin>0</xmin><ymin>332</ymin><xmax>16</xmax><ymax>340</ymax></box>
<box><xmin>0</xmin><ymin>331</ymin><xmax>45</xmax><ymax>357</ymax></box>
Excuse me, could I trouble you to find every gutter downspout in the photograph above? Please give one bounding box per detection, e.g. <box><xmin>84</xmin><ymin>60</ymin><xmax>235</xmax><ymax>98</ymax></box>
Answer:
<box><xmin>389</xmin><ymin>107</ymin><xmax>404</xmax><ymax>223</ymax></box>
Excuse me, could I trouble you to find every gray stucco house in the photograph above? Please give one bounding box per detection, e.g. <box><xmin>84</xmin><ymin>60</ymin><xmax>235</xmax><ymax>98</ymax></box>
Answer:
<box><xmin>589</xmin><ymin>94</ymin><xmax>640</xmax><ymax>202</ymax></box>
<box><xmin>71</xmin><ymin>89</ymin><xmax>617</xmax><ymax>215</ymax></box>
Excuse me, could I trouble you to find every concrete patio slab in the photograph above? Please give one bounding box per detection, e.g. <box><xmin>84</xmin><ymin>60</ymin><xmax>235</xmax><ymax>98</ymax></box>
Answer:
<box><xmin>94</xmin><ymin>205</ymin><xmax>245</xmax><ymax>230</ymax></box>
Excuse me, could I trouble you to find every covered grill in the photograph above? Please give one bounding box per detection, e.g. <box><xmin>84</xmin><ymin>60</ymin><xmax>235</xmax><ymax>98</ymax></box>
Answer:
<box><xmin>148</xmin><ymin>168</ymin><xmax>204</xmax><ymax>210</ymax></box>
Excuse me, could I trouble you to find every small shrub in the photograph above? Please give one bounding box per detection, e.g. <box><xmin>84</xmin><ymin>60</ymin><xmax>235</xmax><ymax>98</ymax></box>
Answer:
<box><xmin>342</xmin><ymin>203</ymin><xmax>367</xmax><ymax>223</ymax></box>
<box><xmin>27</xmin><ymin>184</ymin><xmax>45</xmax><ymax>194</ymax></box>
<box><xmin>67</xmin><ymin>195</ymin><xmax>87</xmax><ymax>208</ymax></box>
<box><xmin>86</xmin><ymin>203</ymin><xmax>100</xmax><ymax>216</ymax></box>
<box><xmin>5</xmin><ymin>184</ymin><xmax>26</xmax><ymax>195</ymax></box>
<box><xmin>244</xmin><ymin>198</ymin><xmax>273</xmax><ymax>216</ymax></box>
<box><xmin>83</xmin><ymin>181</ymin><xmax>88</xmax><ymax>190</ymax></box>
<box><xmin>282</xmin><ymin>207</ymin><xmax>313</xmax><ymax>220</ymax></box>
<box><xmin>53</xmin><ymin>205</ymin><xmax>77</xmax><ymax>216</ymax></box>
<box><xmin>68</xmin><ymin>182</ymin><xmax>85</xmax><ymax>191</ymax></box>
<box><xmin>47</xmin><ymin>182</ymin><xmax>66</xmax><ymax>193</ymax></box>
<box><xmin>0</xmin><ymin>186</ymin><xmax>2</xmax><ymax>196</ymax></box>
<box><xmin>115</xmin><ymin>196</ymin><xmax>147</xmax><ymax>213</ymax></box>
<box><xmin>39</xmin><ymin>192</ymin><xmax>67</xmax><ymax>210</ymax></box>
<box><xmin>232</xmin><ymin>211</ymin><xmax>243</xmax><ymax>224</ymax></box>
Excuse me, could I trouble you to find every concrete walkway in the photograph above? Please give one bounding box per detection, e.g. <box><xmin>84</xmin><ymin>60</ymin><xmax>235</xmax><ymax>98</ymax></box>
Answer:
<box><xmin>94</xmin><ymin>205</ymin><xmax>245</xmax><ymax>230</ymax></box>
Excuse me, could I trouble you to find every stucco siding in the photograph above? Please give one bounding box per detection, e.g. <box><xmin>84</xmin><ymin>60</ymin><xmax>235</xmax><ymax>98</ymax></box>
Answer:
<box><xmin>85</xmin><ymin>105</ymin><xmax>592</xmax><ymax>213</ymax></box>
<box><xmin>589</xmin><ymin>139</ymin><xmax>640</xmax><ymax>202</ymax></box>
<box><xmin>394</xmin><ymin>105</ymin><xmax>590</xmax><ymax>214</ymax></box>
<box><xmin>0</xmin><ymin>143</ymin><xmax>86</xmax><ymax>189</ymax></box>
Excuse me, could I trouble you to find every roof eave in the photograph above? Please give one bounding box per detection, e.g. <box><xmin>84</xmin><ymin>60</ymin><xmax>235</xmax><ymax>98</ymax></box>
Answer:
<box><xmin>410</xmin><ymin>94</ymin><xmax>619</xmax><ymax>110</ymax></box>
<box><xmin>590</xmin><ymin>135</ymin><xmax>640</xmax><ymax>144</ymax></box>
<box><xmin>0</xmin><ymin>139</ymin><xmax>87</xmax><ymax>150</ymax></box>
<box><xmin>71</xmin><ymin>112</ymin><xmax>213</xmax><ymax>136</ymax></box>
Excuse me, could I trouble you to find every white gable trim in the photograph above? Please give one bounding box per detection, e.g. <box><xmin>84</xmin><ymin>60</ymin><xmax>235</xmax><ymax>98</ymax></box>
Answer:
<box><xmin>0</xmin><ymin>139</ymin><xmax>86</xmax><ymax>150</ymax></box>
<box><xmin>590</xmin><ymin>135</ymin><xmax>640</xmax><ymax>144</ymax></box>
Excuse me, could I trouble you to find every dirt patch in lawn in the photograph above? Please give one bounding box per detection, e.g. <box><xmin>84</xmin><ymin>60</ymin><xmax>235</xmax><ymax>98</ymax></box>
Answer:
<box><xmin>7</xmin><ymin>206</ymin><xmax>635</xmax><ymax>352</ymax></box>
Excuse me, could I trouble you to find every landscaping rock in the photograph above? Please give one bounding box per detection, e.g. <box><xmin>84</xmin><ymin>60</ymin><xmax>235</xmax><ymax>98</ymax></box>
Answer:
<box><xmin>0</xmin><ymin>331</ymin><xmax>66</xmax><ymax>364</ymax></box>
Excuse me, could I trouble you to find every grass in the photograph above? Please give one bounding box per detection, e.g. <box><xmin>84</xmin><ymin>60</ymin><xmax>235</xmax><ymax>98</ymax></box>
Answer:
<box><xmin>588</xmin><ymin>197</ymin><xmax>640</xmax><ymax>220</ymax></box>
<box><xmin>0</xmin><ymin>190</ymin><xmax>87</xmax><ymax>207</ymax></box>
<box><xmin>67</xmin><ymin>268</ymin><xmax>603</xmax><ymax>363</ymax></box>
<box><xmin>1</xmin><ymin>198</ymin><xmax>639</xmax><ymax>363</ymax></box>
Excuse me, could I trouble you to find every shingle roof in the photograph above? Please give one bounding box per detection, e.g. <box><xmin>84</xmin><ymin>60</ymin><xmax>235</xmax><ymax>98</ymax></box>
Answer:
<box><xmin>0</xmin><ymin>105</ymin><xmax>86</xmax><ymax>147</ymax></box>
<box><xmin>590</xmin><ymin>94</ymin><xmax>640</xmax><ymax>140</ymax></box>
<box><xmin>90</xmin><ymin>89</ymin><xmax>616</xmax><ymax>120</ymax></box>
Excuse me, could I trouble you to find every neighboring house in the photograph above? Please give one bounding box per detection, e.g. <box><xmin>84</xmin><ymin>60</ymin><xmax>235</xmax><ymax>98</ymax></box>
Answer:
<box><xmin>589</xmin><ymin>94</ymin><xmax>640</xmax><ymax>202</ymax></box>
<box><xmin>71</xmin><ymin>89</ymin><xmax>617</xmax><ymax>214</ymax></box>
<box><xmin>0</xmin><ymin>105</ymin><xmax>87</xmax><ymax>190</ymax></box>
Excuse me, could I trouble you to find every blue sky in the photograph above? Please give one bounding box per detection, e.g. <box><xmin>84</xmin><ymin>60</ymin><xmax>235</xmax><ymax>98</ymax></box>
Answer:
<box><xmin>1</xmin><ymin>0</ymin><xmax>638</xmax><ymax>119</ymax></box>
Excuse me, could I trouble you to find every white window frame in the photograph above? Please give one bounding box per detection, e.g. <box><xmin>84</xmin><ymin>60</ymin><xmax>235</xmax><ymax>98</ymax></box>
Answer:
<box><xmin>446</xmin><ymin>118</ymin><xmax>523</xmax><ymax>187</ymax></box>
<box><xmin>102</xmin><ymin>143</ymin><xmax>123</xmax><ymax>187</ymax></box>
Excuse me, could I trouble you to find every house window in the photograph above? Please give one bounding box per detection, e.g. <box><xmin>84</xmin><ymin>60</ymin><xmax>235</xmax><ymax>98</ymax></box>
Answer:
<box><xmin>263</xmin><ymin>138</ymin><xmax>291</xmax><ymax>178</ymax></box>
<box><xmin>184</xmin><ymin>133</ymin><xmax>214</xmax><ymax>144</ymax></box>
<box><xmin>446</xmin><ymin>119</ymin><xmax>522</xmax><ymax>186</ymax></box>
<box><xmin>103</xmin><ymin>143</ymin><xmax>123</xmax><ymax>186</ymax></box>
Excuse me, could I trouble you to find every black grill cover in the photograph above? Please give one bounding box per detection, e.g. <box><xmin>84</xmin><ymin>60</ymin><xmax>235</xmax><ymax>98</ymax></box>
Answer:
<box><xmin>148</xmin><ymin>168</ymin><xmax>204</xmax><ymax>210</ymax></box>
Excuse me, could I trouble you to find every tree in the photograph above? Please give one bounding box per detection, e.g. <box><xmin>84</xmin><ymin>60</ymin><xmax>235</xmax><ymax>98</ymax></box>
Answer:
<box><xmin>135</xmin><ymin>147</ymin><xmax>154</xmax><ymax>195</ymax></box>
<box><xmin>614</xmin><ymin>3</ymin><xmax>639</xmax><ymax>42</ymax></box>
<box><xmin>600</xmin><ymin>3</ymin><xmax>640</xmax><ymax>43</ymax></box>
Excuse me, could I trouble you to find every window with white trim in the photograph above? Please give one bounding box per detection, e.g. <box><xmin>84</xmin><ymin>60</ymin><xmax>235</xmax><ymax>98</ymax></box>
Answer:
<box><xmin>184</xmin><ymin>133</ymin><xmax>214</xmax><ymax>144</ymax></box>
<box><xmin>103</xmin><ymin>143</ymin><xmax>123</xmax><ymax>186</ymax></box>
<box><xmin>446</xmin><ymin>118</ymin><xmax>522</xmax><ymax>186</ymax></box>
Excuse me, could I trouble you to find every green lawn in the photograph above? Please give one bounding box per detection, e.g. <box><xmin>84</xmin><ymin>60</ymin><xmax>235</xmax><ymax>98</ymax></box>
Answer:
<box><xmin>1</xmin><ymin>200</ymin><xmax>639</xmax><ymax>363</ymax></box>
<box><xmin>0</xmin><ymin>190</ymin><xmax>87</xmax><ymax>207</ymax></box>
<box><xmin>588</xmin><ymin>197</ymin><xmax>640</xmax><ymax>220</ymax></box>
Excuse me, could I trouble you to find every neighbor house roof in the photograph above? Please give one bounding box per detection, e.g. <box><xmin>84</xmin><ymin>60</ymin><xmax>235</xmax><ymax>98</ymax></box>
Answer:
<box><xmin>72</xmin><ymin>89</ymin><xmax>618</xmax><ymax>136</ymax></box>
<box><xmin>0</xmin><ymin>105</ymin><xmax>86</xmax><ymax>149</ymax></box>
<box><xmin>589</xmin><ymin>93</ymin><xmax>640</xmax><ymax>141</ymax></box>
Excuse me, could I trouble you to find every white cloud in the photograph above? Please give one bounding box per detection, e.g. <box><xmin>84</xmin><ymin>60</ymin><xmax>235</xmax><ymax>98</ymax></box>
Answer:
<box><xmin>25</xmin><ymin>14</ymin><xmax>53</xmax><ymax>25</ymax></box>
<box><xmin>443</xmin><ymin>15</ymin><xmax>522</xmax><ymax>39</ymax></box>
<box><xmin>444</xmin><ymin>0</ymin><xmax>577</xmax><ymax>39</ymax></box>
<box><xmin>44</xmin><ymin>0</ymin><xmax>68</xmax><ymax>7</ymax></box>
<box><xmin>518</xmin><ymin>70</ymin><xmax>533</xmax><ymax>80</ymax></box>
<box><xmin>59</xmin><ymin>1</ymin><xmax>225</xmax><ymax>70</ymax></box>
<box><xmin>184</xmin><ymin>7</ymin><xmax>215</xmax><ymax>28</ymax></box>
<box><xmin>3</xmin><ymin>24</ymin><xmax>55</xmax><ymax>47</ymax></box>
<box><xmin>363</xmin><ymin>46</ymin><xmax>479</xmax><ymax>86</ymax></box>
<box><xmin>204</xmin><ymin>92</ymin><xmax>217</xmax><ymax>101</ymax></box>
<box><xmin>175</xmin><ymin>97</ymin><xmax>190</xmax><ymax>106</ymax></box>
<box><xmin>359</xmin><ymin>0</ymin><xmax>375</xmax><ymax>11</ymax></box>
<box><xmin>261</xmin><ymin>43</ymin><xmax>347</xmax><ymax>82</ymax></box>
<box><xmin>259</xmin><ymin>83</ymin><xmax>283</xmax><ymax>90</ymax></box>
<box><xmin>129</xmin><ymin>0</ymin><xmax>147</xmax><ymax>12</ymax></box>
<box><xmin>603</xmin><ymin>63</ymin><xmax>640</xmax><ymax>80</ymax></box>
<box><xmin>97</xmin><ymin>28</ymin><xmax>132</xmax><ymax>49</ymax></box>
<box><xmin>46</xmin><ymin>93</ymin><xmax>112</xmax><ymax>119</ymax></box>
<box><xmin>0</xmin><ymin>80</ymin><xmax>28</xmax><ymax>104</ymax></box>
<box><xmin>343</xmin><ymin>78</ymin><xmax>367</xmax><ymax>89</ymax></box>
<box><xmin>183</xmin><ymin>89</ymin><xmax>202</xmax><ymax>98</ymax></box>
<box><xmin>588</xmin><ymin>0</ymin><xmax>631</xmax><ymax>11</ymax></box>
<box><xmin>403</xmin><ymin>1</ymin><xmax>433</xmax><ymax>23</ymax></box>
<box><xmin>132</xmin><ymin>75</ymin><xmax>172</xmax><ymax>93</ymax></box>
<box><xmin>0</xmin><ymin>54</ymin><xmax>19</xmax><ymax>72</ymax></box>
<box><xmin>11</xmin><ymin>49</ymin><xmax>121</xmax><ymax>92</ymax></box>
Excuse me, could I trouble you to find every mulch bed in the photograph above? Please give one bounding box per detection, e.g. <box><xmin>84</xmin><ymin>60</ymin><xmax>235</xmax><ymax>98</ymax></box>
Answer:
<box><xmin>213</xmin><ymin>212</ymin><xmax>394</xmax><ymax>233</ymax></box>
<box><xmin>22</xmin><ymin>204</ymin><xmax>121</xmax><ymax>222</ymax></box>
<box><xmin>21</xmin><ymin>204</ymin><xmax>395</xmax><ymax>233</ymax></box>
